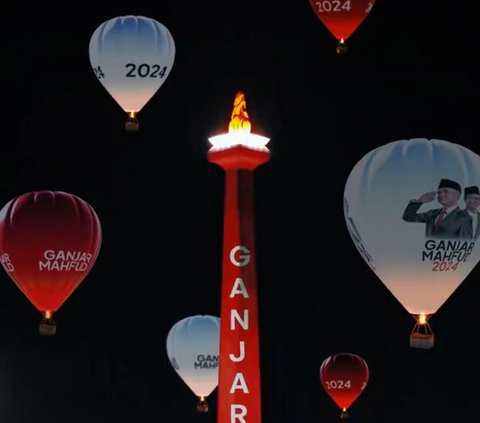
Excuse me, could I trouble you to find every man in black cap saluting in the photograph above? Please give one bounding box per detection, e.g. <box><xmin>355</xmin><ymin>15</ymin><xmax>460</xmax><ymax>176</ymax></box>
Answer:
<box><xmin>402</xmin><ymin>178</ymin><xmax>467</xmax><ymax>239</ymax></box>
<box><xmin>461</xmin><ymin>185</ymin><xmax>480</xmax><ymax>240</ymax></box>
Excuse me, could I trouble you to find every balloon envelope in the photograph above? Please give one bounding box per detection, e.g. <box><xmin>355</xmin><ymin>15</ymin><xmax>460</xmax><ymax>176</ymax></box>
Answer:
<box><xmin>344</xmin><ymin>138</ymin><xmax>480</xmax><ymax>317</ymax></box>
<box><xmin>308</xmin><ymin>0</ymin><xmax>375</xmax><ymax>41</ymax></box>
<box><xmin>89</xmin><ymin>15</ymin><xmax>175</xmax><ymax>113</ymax></box>
<box><xmin>0</xmin><ymin>191</ymin><xmax>102</xmax><ymax>313</ymax></box>
<box><xmin>166</xmin><ymin>315</ymin><xmax>220</xmax><ymax>398</ymax></box>
<box><xmin>320</xmin><ymin>352</ymin><xmax>369</xmax><ymax>413</ymax></box>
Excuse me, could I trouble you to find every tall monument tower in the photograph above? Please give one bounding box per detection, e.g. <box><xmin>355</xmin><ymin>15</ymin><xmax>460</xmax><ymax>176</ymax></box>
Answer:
<box><xmin>207</xmin><ymin>91</ymin><xmax>270</xmax><ymax>423</ymax></box>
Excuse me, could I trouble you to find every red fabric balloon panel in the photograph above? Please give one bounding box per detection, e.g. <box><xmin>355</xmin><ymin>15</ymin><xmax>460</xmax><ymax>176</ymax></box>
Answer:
<box><xmin>308</xmin><ymin>0</ymin><xmax>375</xmax><ymax>41</ymax></box>
<box><xmin>0</xmin><ymin>191</ymin><xmax>102</xmax><ymax>313</ymax></box>
<box><xmin>320</xmin><ymin>352</ymin><xmax>369</xmax><ymax>413</ymax></box>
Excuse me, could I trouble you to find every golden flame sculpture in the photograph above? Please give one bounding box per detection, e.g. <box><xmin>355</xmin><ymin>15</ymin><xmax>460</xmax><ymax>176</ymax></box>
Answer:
<box><xmin>228</xmin><ymin>91</ymin><xmax>251</xmax><ymax>133</ymax></box>
<box><xmin>208</xmin><ymin>91</ymin><xmax>269</xmax><ymax>152</ymax></box>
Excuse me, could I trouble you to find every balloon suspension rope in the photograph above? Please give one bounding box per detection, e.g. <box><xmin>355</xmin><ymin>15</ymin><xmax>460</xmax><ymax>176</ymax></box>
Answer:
<box><xmin>411</xmin><ymin>314</ymin><xmax>434</xmax><ymax>337</ymax></box>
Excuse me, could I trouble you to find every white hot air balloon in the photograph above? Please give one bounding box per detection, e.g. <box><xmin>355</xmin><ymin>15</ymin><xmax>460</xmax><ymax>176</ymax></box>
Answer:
<box><xmin>344</xmin><ymin>138</ymin><xmax>480</xmax><ymax>349</ymax></box>
<box><xmin>166</xmin><ymin>315</ymin><xmax>220</xmax><ymax>412</ymax></box>
<box><xmin>89</xmin><ymin>15</ymin><xmax>175</xmax><ymax>131</ymax></box>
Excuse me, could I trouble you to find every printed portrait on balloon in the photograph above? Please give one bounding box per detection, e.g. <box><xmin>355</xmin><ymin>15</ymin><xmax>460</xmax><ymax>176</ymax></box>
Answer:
<box><xmin>402</xmin><ymin>178</ymin><xmax>478</xmax><ymax>240</ymax></box>
<box><xmin>463</xmin><ymin>185</ymin><xmax>480</xmax><ymax>240</ymax></box>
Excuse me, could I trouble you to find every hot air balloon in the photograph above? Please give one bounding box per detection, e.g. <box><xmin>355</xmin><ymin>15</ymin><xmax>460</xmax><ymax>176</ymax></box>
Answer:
<box><xmin>89</xmin><ymin>15</ymin><xmax>175</xmax><ymax>131</ymax></box>
<box><xmin>0</xmin><ymin>191</ymin><xmax>102</xmax><ymax>335</ymax></box>
<box><xmin>166</xmin><ymin>315</ymin><xmax>220</xmax><ymax>412</ymax></box>
<box><xmin>344</xmin><ymin>138</ymin><xmax>480</xmax><ymax>349</ymax></box>
<box><xmin>308</xmin><ymin>0</ymin><xmax>375</xmax><ymax>54</ymax></box>
<box><xmin>320</xmin><ymin>352</ymin><xmax>369</xmax><ymax>419</ymax></box>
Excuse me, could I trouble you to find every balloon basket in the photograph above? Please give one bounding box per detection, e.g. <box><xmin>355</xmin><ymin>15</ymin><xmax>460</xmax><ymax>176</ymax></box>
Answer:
<box><xmin>125</xmin><ymin>116</ymin><xmax>139</xmax><ymax>131</ymax></box>
<box><xmin>196</xmin><ymin>397</ymin><xmax>209</xmax><ymax>413</ymax></box>
<box><xmin>39</xmin><ymin>315</ymin><xmax>56</xmax><ymax>336</ymax></box>
<box><xmin>336</xmin><ymin>39</ymin><xmax>348</xmax><ymax>55</ymax></box>
<box><xmin>340</xmin><ymin>407</ymin><xmax>349</xmax><ymax>419</ymax></box>
<box><xmin>410</xmin><ymin>316</ymin><xmax>434</xmax><ymax>349</ymax></box>
<box><xmin>410</xmin><ymin>332</ymin><xmax>434</xmax><ymax>349</ymax></box>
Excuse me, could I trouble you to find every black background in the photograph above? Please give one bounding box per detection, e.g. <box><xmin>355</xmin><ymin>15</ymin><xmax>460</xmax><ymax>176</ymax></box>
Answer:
<box><xmin>3</xmin><ymin>1</ymin><xmax>480</xmax><ymax>422</ymax></box>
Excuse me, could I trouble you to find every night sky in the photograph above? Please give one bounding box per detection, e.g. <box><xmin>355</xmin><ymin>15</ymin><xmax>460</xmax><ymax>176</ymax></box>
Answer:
<box><xmin>4</xmin><ymin>1</ymin><xmax>480</xmax><ymax>422</ymax></box>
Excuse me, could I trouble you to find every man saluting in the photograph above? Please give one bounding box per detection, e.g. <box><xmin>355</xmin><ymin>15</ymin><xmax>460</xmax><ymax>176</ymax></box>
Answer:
<box><xmin>402</xmin><ymin>178</ymin><xmax>466</xmax><ymax>239</ymax></box>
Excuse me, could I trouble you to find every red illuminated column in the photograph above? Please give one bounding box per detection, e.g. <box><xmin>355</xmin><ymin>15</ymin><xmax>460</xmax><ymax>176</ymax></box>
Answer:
<box><xmin>207</xmin><ymin>92</ymin><xmax>270</xmax><ymax>423</ymax></box>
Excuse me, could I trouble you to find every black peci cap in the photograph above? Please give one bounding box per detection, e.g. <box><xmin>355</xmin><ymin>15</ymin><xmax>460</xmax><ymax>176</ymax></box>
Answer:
<box><xmin>438</xmin><ymin>178</ymin><xmax>461</xmax><ymax>193</ymax></box>
<box><xmin>464</xmin><ymin>185</ymin><xmax>480</xmax><ymax>198</ymax></box>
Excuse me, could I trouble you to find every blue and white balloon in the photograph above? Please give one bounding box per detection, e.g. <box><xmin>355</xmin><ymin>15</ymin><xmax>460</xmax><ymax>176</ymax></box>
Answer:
<box><xmin>89</xmin><ymin>15</ymin><xmax>175</xmax><ymax>126</ymax></box>
<box><xmin>166</xmin><ymin>315</ymin><xmax>220</xmax><ymax>404</ymax></box>
<box><xmin>344</xmin><ymin>138</ymin><xmax>480</xmax><ymax>347</ymax></box>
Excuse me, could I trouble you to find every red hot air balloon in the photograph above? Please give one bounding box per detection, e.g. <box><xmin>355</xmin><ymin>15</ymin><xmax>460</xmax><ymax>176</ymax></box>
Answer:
<box><xmin>308</xmin><ymin>0</ymin><xmax>375</xmax><ymax>54</ymax></box>
<box><xmin>320</xmin><ymin>352</ymin><xmax>369</xmax><ymax>419</ymax></box>
<box><xmin>0</xmin><ymin>191</ymin><xmax>102</xmax><ymax>335</ymax></box>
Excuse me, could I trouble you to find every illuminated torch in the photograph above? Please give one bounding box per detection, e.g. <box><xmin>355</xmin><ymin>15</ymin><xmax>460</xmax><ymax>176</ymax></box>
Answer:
<box><xmin>208</xmin><ymin>91</ymin><xmax>270</xmax><ymax>423</ymax></box>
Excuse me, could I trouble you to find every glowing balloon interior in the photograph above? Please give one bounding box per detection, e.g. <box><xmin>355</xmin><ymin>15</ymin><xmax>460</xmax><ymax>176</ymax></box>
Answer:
<box><xmin>308</xmin><ymin>0</ymin><xmax>375</xmax><ymax>54</ymax></box>
<box><xmin>0</xmin><ymin>191</ymin><xmax>102</xmax><ymax>335</ymax></box>
<box><xmin>166</xmin><ymin>315</ymin><xmax>220</xmax><ymax>412</ymax></box>
<box><xmin>344</xmin><ymin>138</ymin><xmax>480</xmax><ymax>349</ymax></box>
<box><xmin>89</xmin><ymin>15</ymin><xmax>175</xmax><ymax>131</ymax></box>
<box><xmin>320</xmin><ymin>352</ymin><xmax>369</xmax><ymax>419</ymax></box>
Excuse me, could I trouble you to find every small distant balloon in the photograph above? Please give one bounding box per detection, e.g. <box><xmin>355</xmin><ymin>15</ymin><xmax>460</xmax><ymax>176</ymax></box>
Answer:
<box><xmin>320</xmin><ymin>352</ymin><xmax>369</xmax><ymax>419</ymax></box>
<box><xmin>89</xmin><ymin>15</ymin><xmax>175</xmax><ymax>131</ymax></box>
<box><xmin>166</xmin><ymin>315</ymin><xmax>220</xmax><ymax>412</ymax></box>
<box><xmin>344</xmin><ymin>138</ymin><xmax>480</xmax><ymax>349</ymax></box>
<box><xmin>308</xmin><ymin>0</ymin><xmax>375</xmax><ymax>54</ymax></box>
<box><xmin>0</xmin><ymin>191</ymin><xmax>102</xmax><ymax>335</ymax></box>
